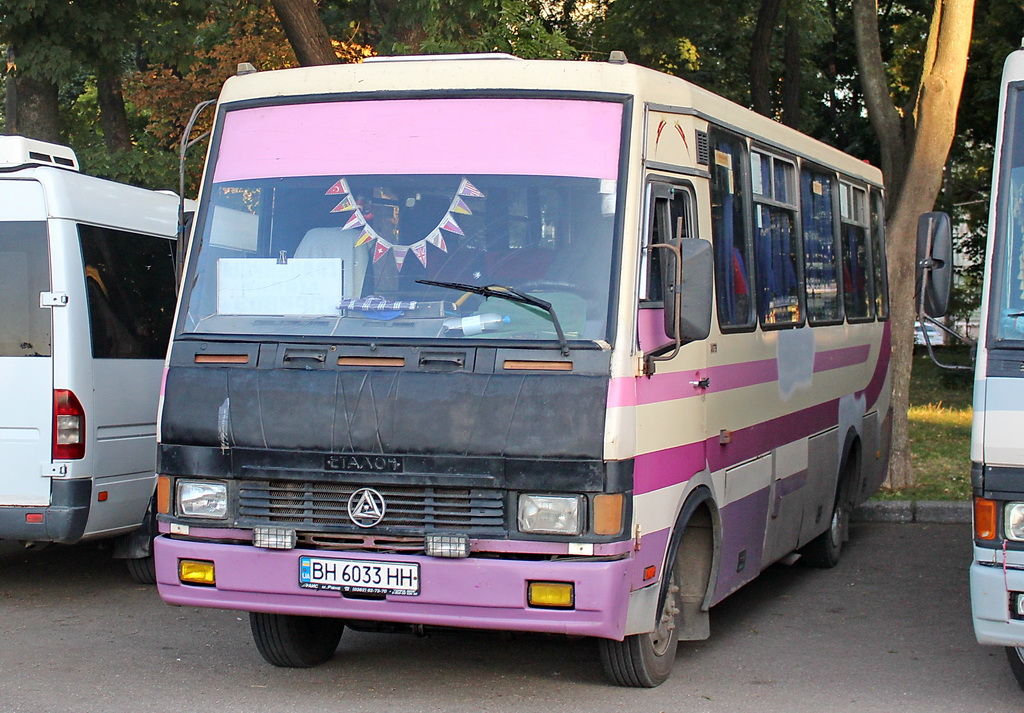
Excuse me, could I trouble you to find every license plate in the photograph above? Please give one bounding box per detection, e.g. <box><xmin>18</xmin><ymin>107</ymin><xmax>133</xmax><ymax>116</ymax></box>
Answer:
<box><xmin>299</xmin><ymin>556</ymin><xmax>419</xmax><ymax>596</ymax></box>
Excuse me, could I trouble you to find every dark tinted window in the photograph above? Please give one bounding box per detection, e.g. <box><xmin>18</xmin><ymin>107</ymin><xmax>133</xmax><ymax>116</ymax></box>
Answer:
<box><xmin>870</xmin><ymin>189</ymin><xmax>889</xmax><ymax>319</ymax></box>
<box><xmin>0</xmin><ymin>221</ymin><xmax>51</xmax><ymax>357</ymax></box>
<box><xmin>78</xmin><ymin>225</ymin><xmax>177</xmax><ymax>359</ymax></box>
<box><xmin>801</xmin><ymin>169</ymin><xmax>841</xmax><ymax>324</ymax></box>
<box><xmin>710</xmin><ymin>131</ymin><xmax>755</xmax><ymax>329</ymax></box>
<box><xmin>840</xmin><ymin>183</ymin><xmax>873</xmax><ymax>321</ymax></box>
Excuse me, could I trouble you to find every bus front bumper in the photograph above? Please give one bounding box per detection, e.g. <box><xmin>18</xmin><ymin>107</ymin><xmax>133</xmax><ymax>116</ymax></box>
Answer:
<box><xmin>155</xmin><ymin>535</ymin><xmax>634</xmax><ymax>640</ymax></box>
<box><xmin>972</xmin><ymin>556</ymin><xmax>1024</xmax><ymax>647</ymax></box>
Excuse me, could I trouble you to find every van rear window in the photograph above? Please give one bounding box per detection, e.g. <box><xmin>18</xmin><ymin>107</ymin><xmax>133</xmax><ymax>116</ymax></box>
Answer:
<box><xmin>0</xmin><ymin>221</ymin><xmax>51</xmax><ymax>357</ymax></box>
<box><xmin>78</xmin><ymin>225</ymin><xmax>176</xmax><ymax>359</ymax></box>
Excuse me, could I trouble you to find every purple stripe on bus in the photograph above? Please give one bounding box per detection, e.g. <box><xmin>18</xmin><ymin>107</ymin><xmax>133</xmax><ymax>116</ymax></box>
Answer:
<box><xmin>155</xmin><ymin>537</ymin><xmax>632</xmax><ymax>640</ymax></box>
<box><xmin>813</xmin><ymin>343</ymin><xmax>871</xmax><ymax>372</ymax></box>
<box><xmin>858</xmin><ymin>321</ymin><xmax>891</xmax><ymax>409</ymax></box>
<box><xmin>607</xmin><ymin>342</ymin><xmax>875</xmax><ymax>410</ymax></box>
<box><xmin>711</xmin><ymin>486</ymin><xmax>771</xmax><ymax>605</ymax></box>
<box><xmin>771</xmin><ymin>469</ymin><xmax>808</xmax><ymax>518</ymax></box>
<box><xmin>633</xmin><ymin>441</ymin><xmax>706</xmax><ymax>494</ymax></box>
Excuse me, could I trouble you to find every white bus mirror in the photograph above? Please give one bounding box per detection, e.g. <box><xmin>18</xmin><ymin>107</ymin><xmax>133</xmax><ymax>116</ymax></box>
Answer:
<box><xmin>915</xmin><ymin>211</ymin><xmax>953</xmax><ymax>318</ymax></box>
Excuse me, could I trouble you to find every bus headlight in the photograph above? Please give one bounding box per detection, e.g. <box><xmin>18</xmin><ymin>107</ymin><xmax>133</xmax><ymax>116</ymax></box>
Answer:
<box><xmin>177</xmin><ymin>481</ymin><xmax>228</xmax><ymax>519</ymax></box>
<box><xmin>1005</xmin><ymin>503</ymin><xmax>1024</xmax><ymax>541</ymax></box>
<box><xmin>517</xmin><ymin>495</ymin><xmax>582</xmax><ymax>535</ymax></box>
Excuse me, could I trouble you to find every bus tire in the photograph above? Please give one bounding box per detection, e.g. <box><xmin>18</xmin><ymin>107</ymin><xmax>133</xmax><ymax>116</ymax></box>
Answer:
<box><xmin>598</xmin><ymin>563</ymin><xmax>680</xmax><ymax>687</ymax></box>
<box><xmin>249</xmin><ymin>612</ymin><xmax>344</xmax><ymax>668</ymax></box>
<box><xmin>1006</xmin><ymin>646</ymin><xmax>1024</xmax><ymax>690</ymax></box>
<box><xmin>125</xmin><ymin>554</ymin><xmax>156</xmax><ymax>585</ymax></box>
<box><xmin>801</xmin><ymin>446</ymin><xmax>858</xmax><ymax>569</ymax></box>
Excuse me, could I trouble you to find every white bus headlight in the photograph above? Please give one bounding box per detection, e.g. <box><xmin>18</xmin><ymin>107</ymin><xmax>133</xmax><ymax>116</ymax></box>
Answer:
<box><xmin>177</xmin><ymin>481</ymin><xmax>228</xmax><ymax>519</ymax></box>
<box><xmin>517</xmin><ymin>495</ymin><xmax>582</xmax><ymax>535</ymax></box>
<box><xmin>1005</xmin><ymin>503</ymin><xmax>1024</xmax><ymax>541</ymax></box>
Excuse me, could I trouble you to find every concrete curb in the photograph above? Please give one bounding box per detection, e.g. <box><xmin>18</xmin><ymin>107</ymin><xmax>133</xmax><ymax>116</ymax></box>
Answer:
<box><xmin>852</xmin><ymin>500</ymin><xmax>971</xmax><ymax>524</ymax></box>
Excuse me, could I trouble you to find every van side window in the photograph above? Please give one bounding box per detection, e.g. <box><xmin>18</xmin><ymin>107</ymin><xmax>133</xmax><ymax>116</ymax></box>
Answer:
<box><xmin>709</xmin><ymin>131</ymin><xmax>755</xmax><ymax>329</ymax></box>
<box><xmin>78</xmin><ymin>225</ymin><xmax>177</xmax><ymax>359</ymax></box>
<box><xmin>0</xmin><ymin>221</ymin><xmax>51</xmax><ymax>357</ymax></box>
<box><xmin>752</xmin><ymin>150</ymin><xmax>802</xmax><ymax>326</ymax></box>
<box><xmin>839</xmin><ymin>182</ymin><xmax>873</xmax><ymax>321</ymax></box>
<box><xmin>801</xmin><ymin>168</ymin><xmax>842</xmax><ymax>324</ymax></box>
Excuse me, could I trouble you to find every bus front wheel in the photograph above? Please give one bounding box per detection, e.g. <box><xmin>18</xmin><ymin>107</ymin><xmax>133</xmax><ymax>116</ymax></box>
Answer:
<box><xmin>598</xmin><ymin>565</ymin><xmax>680</xmax><ymax>687</ymax></box>
<box><xmin>249</xmin><ymin>612</ymin><xmax>344</xmax><ymax>668</ymax></box>
<box><xmin>1005</xmin><ymin>646</ymin><xmax>1024</xmax><ymax>690</ymax></box>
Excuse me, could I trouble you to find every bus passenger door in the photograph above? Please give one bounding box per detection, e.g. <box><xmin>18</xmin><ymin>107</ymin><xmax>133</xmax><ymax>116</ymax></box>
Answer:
<box><xmin>636</xmin><ymin>179</ymin><xmax>708</xmax><ymax>498</ymax></box>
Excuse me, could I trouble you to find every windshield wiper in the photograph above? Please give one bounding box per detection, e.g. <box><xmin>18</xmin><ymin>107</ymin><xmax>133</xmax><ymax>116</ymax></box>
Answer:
<box><xmin>416</xmin><ymin>279</ymin><xmax>570</xmax><ymax>356</ymax></box>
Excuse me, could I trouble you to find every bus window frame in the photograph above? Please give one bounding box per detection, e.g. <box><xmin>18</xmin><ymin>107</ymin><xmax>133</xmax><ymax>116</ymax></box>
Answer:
<box><xmin>639</xmin><ymin>176</ymin><xmax>697</xmax><ymax>309</ymax></box>
<box><xmin>750</xmin><ymin>143</ymin><xmax>806</xmax><ymax>330</ymax></box>
<box><xmin>708</xmin><ymin>126</ymin><xmax>758</xmax><ymax>334</ymax></box>
<box><xmin>799</xmin><ymin>161</ymin><xmax>845</xmax><ymax>327</ymax></box>
<box><xmin>838</xmin><ymin>178</ymin><xmax>876</xmax><ymax>324</ymax></box>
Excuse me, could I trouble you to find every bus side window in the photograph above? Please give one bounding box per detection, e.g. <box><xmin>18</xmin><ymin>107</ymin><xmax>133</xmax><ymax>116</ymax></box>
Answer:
<box><xmin>801</xmin><ymin>168</ymin><xmax>842</xmax><ymax>324</ymax></box>
<box><xmin>840</xmin><ymin>182</ymin><xmax>873</xmax><ymax>321</ymax></box>
<box><xmin>644</xmin><ymin>183</ymin><xmax>693</xmax><ymax>304</ymax></box>
<box><xmin>870</xmin><ymin>188</ymin><xmax>889</xmax><ymax>319</ymax></box>
<box><xmin>752</xmin><ymin>150</ymin><xmax>802</xmax><ymax>326</ymax></box>
<box><xmin>709</xmin><ymin>131</ymin><xmax>755</xmax><ymax>330</ymax></box>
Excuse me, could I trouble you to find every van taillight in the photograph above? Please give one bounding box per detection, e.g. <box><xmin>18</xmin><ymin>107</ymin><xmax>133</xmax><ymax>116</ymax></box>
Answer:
<box><xmin>53</xmin><ymin>389</ymin><xmax>85</xmax><ymax>460</ymax></box>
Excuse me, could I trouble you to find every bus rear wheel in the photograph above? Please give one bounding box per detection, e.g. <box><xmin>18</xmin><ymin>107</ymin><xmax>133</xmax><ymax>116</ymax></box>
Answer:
<box><xmin>249</xmin><ymin>612</ymin><xmax>344</xmax><ymax>668</ymax></box>
<box><xmin>1006</xmin><ymin>646</ymin><xmax>1024</xmax><ymax>690</ymax></box>
<box><xmin>598</xmin><ymin>566</ymin><xmax>680</xmax><ymax>687</ymax></box>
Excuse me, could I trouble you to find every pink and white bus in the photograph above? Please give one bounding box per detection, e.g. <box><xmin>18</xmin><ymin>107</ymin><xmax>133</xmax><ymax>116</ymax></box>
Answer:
<box><xmin>154</xmin><ymin>53</ymin><xmax>891</xmax><ymax>687</ymax></box>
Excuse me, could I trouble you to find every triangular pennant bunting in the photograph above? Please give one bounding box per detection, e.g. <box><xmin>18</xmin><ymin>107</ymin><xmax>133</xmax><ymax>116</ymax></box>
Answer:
<box><xmin>440</xmin><ymin>216</ymin><xmax>464</xmax><ymax>235</ymax></box>
<box><xmin>325</xmin><ymin>178</ymin><xmax>349</xmax><ymax>196</ymax></box>
<box><xmin>392</xmin><ymin>245</ymin><xmax>409</xmax><ymax>271</ymax></box>
<box><xmin>373</xmin><ymin>241</ymin><xmax>391</xmax><ymax>263</ymax></box>
<box><xmin>355</xmin><ymin>229</ymin><xmax>376</xmax><ymax>247</ymax></box>
<box><xmin>458</xmin><ymin>179</ymin><xmax>485</xmax><ymax>198</ymax></box>
<box><xmin>343</xmin><ymin>212</ymin><xmax>365</xmax><ymax>230</ymax></box>
<box><xmin>331</xmin><ymin>195</ymin><xmax>357</xmax><ymax>213</ymax></box>
<box><xmin>450</xmin><ymin>197</ymin><xmax>473</xmax><ymax>215</ymax></box>
<box><xmin>427</xmin><ymin>230</ymin><xmax>448</xmax><ymax>252</ymax></box>
<box><xmin>412</xmin><ymin>241</ymin><xmax>428</xmax><ymax>267</ymax></box>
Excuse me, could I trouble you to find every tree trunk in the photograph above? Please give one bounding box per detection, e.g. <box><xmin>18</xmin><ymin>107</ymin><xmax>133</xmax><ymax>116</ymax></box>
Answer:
<box><xmin>8</xmin><ymin>76</ymin><xmax>61</xmax><ymax>143</ymax></box>
<box><xmin>851</xmin><ymin>0</ymin><xmax>974</xmax><ymax>489</ymax></box>
<box><xmin>750</xmin><ymin>0</ymin><xmax>785</xmax><ymax>116</ymax></box>
<box><xmin>97</xmin><ymin>69</ymin><xmax>133</xmax><ymax>153</ymax></box>
<box><xmin>270</xmin><ymin>0</ymin><xmax>338</xmax><ymax>66</ymax></box>
<box><xmin>781</xmin><ymin>1</ymin><xmax>803</xmax><ymax>129</ymax></box>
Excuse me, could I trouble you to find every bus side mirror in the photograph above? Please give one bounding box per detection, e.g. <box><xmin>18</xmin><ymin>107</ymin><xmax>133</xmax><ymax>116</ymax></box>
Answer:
<box><xmin>663</xmin><ymin>238</ymin><xmax>713</xmax><ymax>342</ymax></box>
<box><xmin>915</xmin><ymin>211</ymin><xmax>952</xmax><ymax>318</ymax></box>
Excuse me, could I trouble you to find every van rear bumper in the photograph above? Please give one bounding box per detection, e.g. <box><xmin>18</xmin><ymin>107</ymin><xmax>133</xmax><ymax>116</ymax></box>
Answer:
<box><xmin>0</xmin><ymin>479</ymin><xmax>90</xmax><ymax>543</ymax></box>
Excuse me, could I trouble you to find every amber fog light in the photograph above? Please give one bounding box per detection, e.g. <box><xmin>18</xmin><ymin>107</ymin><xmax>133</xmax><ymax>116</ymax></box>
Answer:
<box><xmin>178</xmin><ymin>559</ymin><xmax>216</xmax><ymax>586</ymax></box>
<box><xmin>528</xmin><ymin>581</ymin><xmax>575</xmax><ymax>609</ymax></box>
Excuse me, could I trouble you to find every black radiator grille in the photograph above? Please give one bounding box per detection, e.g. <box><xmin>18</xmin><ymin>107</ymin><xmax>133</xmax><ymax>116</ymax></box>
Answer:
<box><xmin>237</xmin><ymin>480</ymin><xmax>506</xmax><ymax>533</ymax></box>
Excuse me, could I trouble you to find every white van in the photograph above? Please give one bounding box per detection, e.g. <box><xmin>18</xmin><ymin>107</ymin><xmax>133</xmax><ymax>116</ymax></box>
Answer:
<box><xmin>0</xmin><ymin>137</ymin><xmax>180</xmax><ymax>579</ymax></box>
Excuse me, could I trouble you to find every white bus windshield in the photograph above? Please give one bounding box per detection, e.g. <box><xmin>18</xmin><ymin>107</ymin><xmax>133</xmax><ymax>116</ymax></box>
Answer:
<box><xmin>182</xmin><ymin>97</ymin><xmax>623</xmax><ymax>344</ymax></box>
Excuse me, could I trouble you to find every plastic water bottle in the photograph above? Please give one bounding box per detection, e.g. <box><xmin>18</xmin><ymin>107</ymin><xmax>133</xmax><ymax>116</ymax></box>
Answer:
<box><xmin>443</xmin><ymin>313</ymin><xmax>511</xmax><ymax>335</ymax></box>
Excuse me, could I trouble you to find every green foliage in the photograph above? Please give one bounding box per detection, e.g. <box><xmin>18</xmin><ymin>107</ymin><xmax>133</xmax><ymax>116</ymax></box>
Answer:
<box><xmin>874</xmin><ymin>346</ymin><xmax>974</xmax><ymax>501</ymax></box>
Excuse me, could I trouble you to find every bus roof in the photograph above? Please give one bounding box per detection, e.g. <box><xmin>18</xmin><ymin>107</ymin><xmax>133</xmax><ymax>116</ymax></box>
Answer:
<box><xmin>216</xmin><ymin>55</ymin><xmax>882</xmax><ymax>187</ymax></box>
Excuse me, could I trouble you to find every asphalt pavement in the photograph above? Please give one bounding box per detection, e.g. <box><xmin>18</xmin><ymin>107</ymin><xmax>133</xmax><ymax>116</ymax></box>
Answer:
<box><xmin>0</xmin><ymin>518</ymin><xmax>1012</xmax><ymax>713</ymax></box>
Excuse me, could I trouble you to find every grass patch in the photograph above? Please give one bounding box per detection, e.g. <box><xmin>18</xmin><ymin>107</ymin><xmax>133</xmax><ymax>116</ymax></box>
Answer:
<box><xmin>873</xmin><ymin>345</ymin><xmax>974</xmax><ymax>502</ymax></box>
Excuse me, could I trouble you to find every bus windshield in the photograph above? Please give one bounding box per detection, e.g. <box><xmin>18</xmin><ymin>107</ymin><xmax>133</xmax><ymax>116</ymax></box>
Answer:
<box><xmin>992</xmin><ymin>85</ymin><xmax>1024</xmax><ymax>345</ymax></box>
<box><xmin>181</xmin><ymin>97</ymin><xmax>624</xmax><ymax>344</ymax></box>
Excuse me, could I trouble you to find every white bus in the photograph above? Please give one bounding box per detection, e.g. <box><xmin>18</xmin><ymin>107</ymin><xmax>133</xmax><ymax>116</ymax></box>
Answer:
<box><xmin>966</xmin><ymin>42</ymin><xmax>1024</xmax><ymax>689</ymax></box>
<box><xmin>154</xmin><ymin>53</ymin><xmax>891</xmax><ymax>686</ymax></box>
<box><xmin>0</xmin><ymin>137</ymin><xmax>180</xmax><ymax>582</ymax></box>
